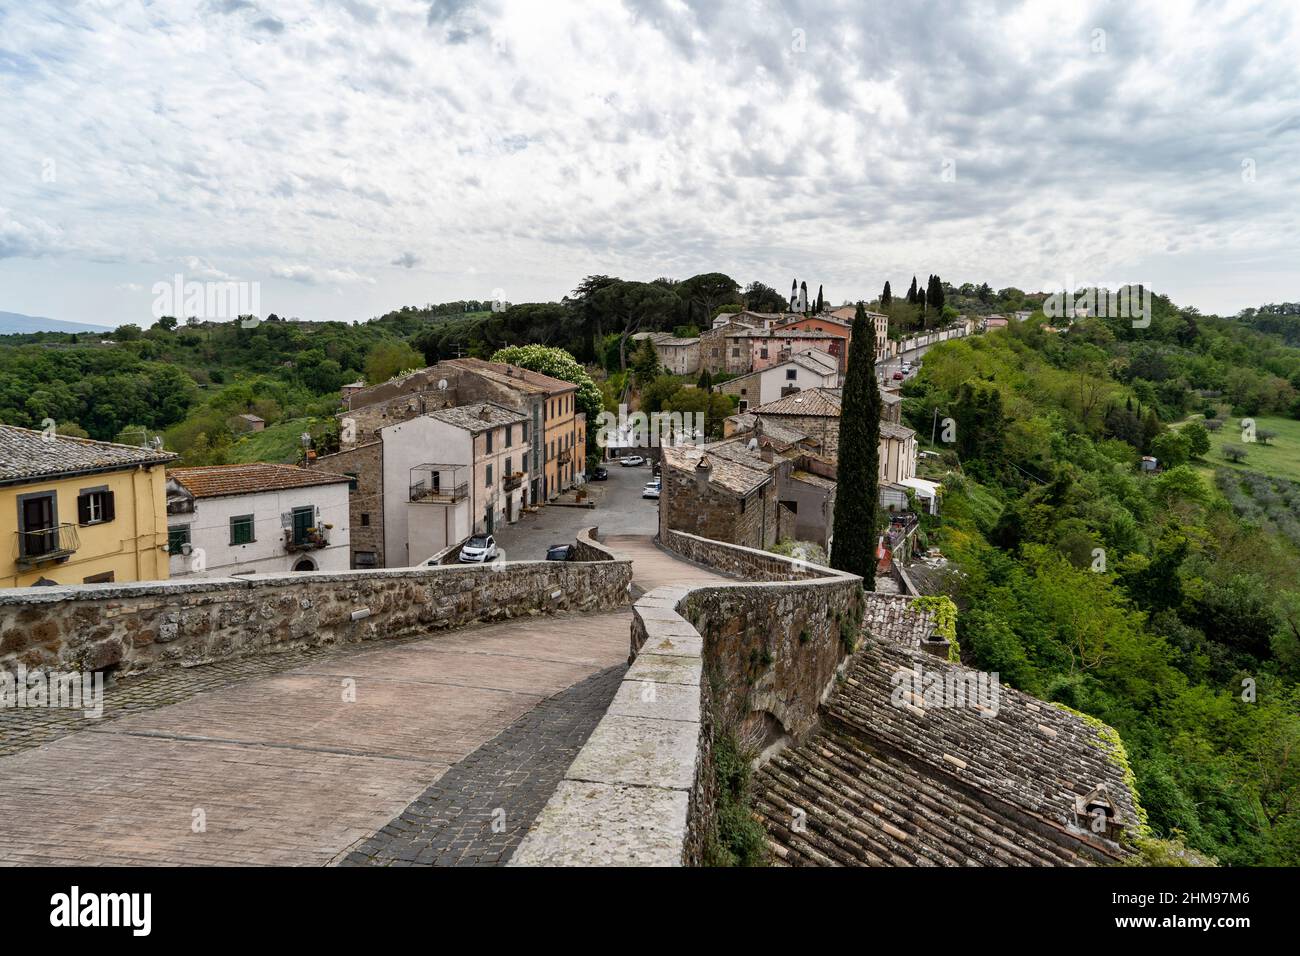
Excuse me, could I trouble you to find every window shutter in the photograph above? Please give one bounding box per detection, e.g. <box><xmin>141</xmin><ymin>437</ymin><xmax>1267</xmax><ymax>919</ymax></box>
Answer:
<box><xmin>77</xmin><ymin>494</ymin><xmax>91</xmax><ymax>525</ymax></box>
<box><xmin>102</xmin><ymin>491</ymin><xmax>116</xmax><ymax>522</ymax></box>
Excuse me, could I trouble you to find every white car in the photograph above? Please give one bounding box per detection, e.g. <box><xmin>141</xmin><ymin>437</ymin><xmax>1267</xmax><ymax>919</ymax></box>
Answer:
<box><xmin>642</xmin><ymin>483</ymin><xmax>661</xmax><ymax>499</ymax></box>
<box><xmin>620</xmin><ymin>455</ymin><xmax>646</xmax><ymax>467</ymax></box>
<box><xmin>458</xmin><ymin>534</ymin><xmax>499</xmax><ymax>563</ymax></box>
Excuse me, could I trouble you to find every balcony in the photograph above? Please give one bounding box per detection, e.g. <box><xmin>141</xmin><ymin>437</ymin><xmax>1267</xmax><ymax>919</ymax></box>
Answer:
<box><xmin>15</xmin><ymin>523</ymin><xmax>80</xmax><ymax>569</ymax></box>
<box><xmin>284</xmin><ymin>527</ymin><xmax>329</xmax><ymax>552</ymax></box>
<box><xmin>557</xmin><ymin>448</ymin><xmax>572</xmax><ymax>465</ymax></box>
<box><xmin>410</xmin><ymin>463</ymin><xmax>468</xmax><ymax>503</ymax></box>
<box><xmin>502</xmin><ymin>471</ymin><xmax>525</xmax><ymax>491</ymax></box>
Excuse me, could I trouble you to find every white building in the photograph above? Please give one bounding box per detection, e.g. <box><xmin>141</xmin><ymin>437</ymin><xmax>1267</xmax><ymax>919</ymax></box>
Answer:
<box><xmin>721</xmin><ymin>349</ymin><xmax>841</xmax><ymax>411</ymax></box>
<box><xmin>166</xmin><ymin>463</ymin><xmax>352</xmax><ymax>577</ymax></box>
<box><xmin>381</xmin><ymin>402</ymin><xmax>530</xmax><ymax>566</ymax></box>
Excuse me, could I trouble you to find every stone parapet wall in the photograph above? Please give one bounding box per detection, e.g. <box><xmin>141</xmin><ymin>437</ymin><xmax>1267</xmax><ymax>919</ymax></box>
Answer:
<box><xmin>573</xmin><ymin>527</ymin><xmax>619</xmax><ymax>562</ymax></box>
<box><xmin>511</xmin><ymin>531</ymin><xmax>862</xmax><ymax>866</ymax></box>
<box><xmin>0</xmin><ymin>556</ymin><xmax>632</xmax><ymax>678</ymax></box>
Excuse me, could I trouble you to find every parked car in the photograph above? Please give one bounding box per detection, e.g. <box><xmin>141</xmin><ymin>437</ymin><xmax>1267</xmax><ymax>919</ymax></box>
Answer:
<box><xmin>892</xmin><ymin>371</ymin><xmax>905</xmax><ymax>381</ymax></box>
<box><xmin>545</xmin><ymin>544</ymin><xmax>575</xmax><ymax>561</ymax></box>
<box><xmin>620</xmin><ymin>455</ymin><xmax>646</xmax><ymax>467</ymax></box>
<box><xmin>642</xmin><ymin>483</ymin><xmax>661</xmax><ymax>499</ymax></box>
<box><xmin>590</xmin><ymin>466</ymin><xmax>608</xmax><ymax>481</ymax></box>
<box><xmin>458</xmin><ymin>534</ymin><xmax>498</xmax><ymax>563</ymax></box>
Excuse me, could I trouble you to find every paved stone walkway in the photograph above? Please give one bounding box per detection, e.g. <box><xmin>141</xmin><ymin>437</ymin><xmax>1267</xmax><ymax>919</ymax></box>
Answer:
<box><xmin>339</xmin><ymin>664</ymin><xmax>627</xmax><ymax>866</ymax></box>
<box><xmin>0</xmin><ymin>534</ymin><xmax>731</xmax><ymax>867</ymax></box>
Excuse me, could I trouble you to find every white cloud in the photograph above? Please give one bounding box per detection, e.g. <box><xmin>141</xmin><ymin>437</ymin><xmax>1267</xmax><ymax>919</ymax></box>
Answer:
<box><xmin>0</xmin><ymin>0</ymin><xmax>1298</xmax><ymax>320</ymax></box>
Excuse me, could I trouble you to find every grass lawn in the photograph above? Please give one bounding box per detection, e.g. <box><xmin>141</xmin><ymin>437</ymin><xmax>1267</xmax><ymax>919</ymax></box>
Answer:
<box><xmin>1178</xmin><ymin>414</ymin><xmax>1300</xmax><ymax>484</ymax></box>
<box><xmin>227</xmin><ymin>417</ymin><xmax>322</xmax><ymax>465</ymax></box>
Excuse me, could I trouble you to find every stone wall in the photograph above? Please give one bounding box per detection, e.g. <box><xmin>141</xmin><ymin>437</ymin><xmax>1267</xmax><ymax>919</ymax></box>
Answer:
<box><xmin>511</xmin><ymin>531</ymin><xmax>862</xmax><ymax>866</ymax></box>
<box><xmin>0</xmin><ymin>551</ymin><xmax>632</xmax><ymax>677</ymax></box>
<box><xmin>309</xmin><ymin>440</ymin><xmax>385</xmax><ymax>568</ymax></box>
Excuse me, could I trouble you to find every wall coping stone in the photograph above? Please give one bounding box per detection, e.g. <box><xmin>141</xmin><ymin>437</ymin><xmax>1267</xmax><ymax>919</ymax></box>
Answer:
<box><xmin>511</xmin><ymin>530</ymin><xmax>861</xmax><ymax>866</ymax></box>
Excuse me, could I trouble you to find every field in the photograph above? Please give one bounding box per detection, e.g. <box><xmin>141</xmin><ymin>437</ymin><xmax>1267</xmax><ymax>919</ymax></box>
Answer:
<box><xmin>1179</xmin><ymin>414</ymin><xmax>1300</xmax><ymax>484</ymax></box>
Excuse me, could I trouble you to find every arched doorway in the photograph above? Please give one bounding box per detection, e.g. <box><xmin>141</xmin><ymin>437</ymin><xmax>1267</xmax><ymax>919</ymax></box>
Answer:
<box><xmin>292</xmin><ymin>557</ymin><xmax>317</xmax><ymax>572</ymax></box>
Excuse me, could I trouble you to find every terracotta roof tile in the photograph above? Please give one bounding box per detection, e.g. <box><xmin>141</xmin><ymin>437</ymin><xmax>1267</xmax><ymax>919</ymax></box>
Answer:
<box><xmin>168</xmin><ymin>462</ymin><xmax>352</xmax><ymax>498</ymax></box>
<box><xmin>0</xmin><ymin>424</ymin><xmax>177</xmax><ymax>487</ymax></box>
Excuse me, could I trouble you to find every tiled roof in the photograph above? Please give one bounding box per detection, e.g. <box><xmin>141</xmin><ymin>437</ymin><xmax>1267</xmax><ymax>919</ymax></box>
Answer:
<box><xmin>878</xmin><ymin>389</ymin><xmax>903</xmax><ymax>404</ymax></box>
<box><xmin>661</xmin><ymin>441</ymin><xmax>772</xmax><ymax>496</ymax></box>
<box><xmin>444</xmin><ymin>357</ymin><xmax>577</xmax><ymax>396</ymax></box>
<box><xmin>0</xmin><ymin>424</ymin><xmax>177</xmax><ymax>487</ymax></box>
<box><xmin>789</xmin><ymin>350</ymin><xmax>840</xmax><ymax>374</ymax></box>
<box><xmin>880</xmin><ymin>421</ymin><xmax>916</xmax><ymax>441</ymax></box>
<box><xmin>427</xmin><ymin>402</ymin><xmax>527</xmax><ymax>433</ymax></box>
<box><xmin>754</xmin><ymin>635</ymin><xmax>1137</xmax><ymax>866</ymax></box>
<box><xmin>751</xmin><ymin>388</ymin><xmax>842</xmax><ymax>418</ymax></box>
<box><xmin>168</xmin><ymin>462</ymin><xmax>352</xmax><ymax>498</ymax></box>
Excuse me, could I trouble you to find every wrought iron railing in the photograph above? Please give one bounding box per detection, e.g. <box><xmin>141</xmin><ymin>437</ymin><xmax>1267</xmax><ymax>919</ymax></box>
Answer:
<box><xmin>15</xmin><ymin>523</ymin><xmax>79</xmax><ymax>567</ymax></box>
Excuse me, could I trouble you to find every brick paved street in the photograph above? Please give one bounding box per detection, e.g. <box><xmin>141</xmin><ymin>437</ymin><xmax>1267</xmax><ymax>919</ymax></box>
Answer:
<box><xmin>0</xmin><ymin>532</ymin><xmax>729</xmax><ymax>866</ymax></box>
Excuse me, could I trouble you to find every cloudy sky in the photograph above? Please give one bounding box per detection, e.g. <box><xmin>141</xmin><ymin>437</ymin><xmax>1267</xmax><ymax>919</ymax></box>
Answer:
<box><xmin>1</xmin><ymin>0</ymin><xmax>1298</xmax><ymax>326</ymax></box>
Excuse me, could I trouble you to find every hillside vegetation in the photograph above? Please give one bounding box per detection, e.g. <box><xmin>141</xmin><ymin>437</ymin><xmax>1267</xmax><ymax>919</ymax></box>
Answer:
<box><xmin>904</xmin><ymin>298</ymin><xmax>1300</xmax><ymax>865</ymax></box>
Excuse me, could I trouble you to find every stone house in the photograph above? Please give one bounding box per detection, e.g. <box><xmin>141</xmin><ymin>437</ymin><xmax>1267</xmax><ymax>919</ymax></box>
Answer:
<box><xmin>632</xmin><ymin>331</ymin><xmax>701</xmax><ymax>375</ymax></box>
<box><xmin>309</xmin><ymin>439</ymin><xmax>384</xmax><ymax>569</ymax></box>
<box><xmin>659</xmin><ymin>439</ymin><xmax>790</xmax><ymax>550</ymax></box>
<box><xmin>747</xmin><ymin>388</ymin><xmax>844</xmax><ymax>461</ymax></box>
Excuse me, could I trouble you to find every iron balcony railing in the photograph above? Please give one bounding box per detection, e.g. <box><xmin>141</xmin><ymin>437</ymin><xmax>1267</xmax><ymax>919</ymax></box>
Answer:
<box><xmin>15</xmin><ymin>523</ymin><xmax>80</xmax><ymax>567</ymax></box>
<box><xmin>410</xmin><ymin>480</ymin><xmax>469</xmax><ymax>503</ymax></box>
<box><xmin>502</xmin><ymin>472</ymin><xmax>525</xmax><ymax>491</ymax></box>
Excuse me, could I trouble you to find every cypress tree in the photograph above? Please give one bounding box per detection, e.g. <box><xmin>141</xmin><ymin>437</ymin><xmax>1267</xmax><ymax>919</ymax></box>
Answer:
<box><xmin>800</xmin><ymin>280</ymin><xmax>809</xmax><ymax>314</ymax></box>
<box><xmin>830</xmin><ymin>302</ymin><xmax>881</xmax><ymax>588</ymax></box>
<box><xmin>907</xmin><ymin>276</ymin><xmax>918</xmax><ymax>304</ymax></box>
<box><xmin>790</xmin><ymin>279</ymin><xmax>798</xmax><ymax>312</ymax></box>
<box><xmin>881</xmin><ymin>281</ymin><xmax>892</xmax><ymax>307</ymax></box>
<box><xmin>917</xmin><ymin>288</ymin><xmax>927</xmax><ymax>315</ymax></box>
<box><xmin>816</xmin><ymin>284</ymin><xmax>824</xmax><ymax>313</ymax></box>
<box><xmin>697</xmin><ymin>368</ymin><xmax>713</xmax><ymax>391</ymax></box>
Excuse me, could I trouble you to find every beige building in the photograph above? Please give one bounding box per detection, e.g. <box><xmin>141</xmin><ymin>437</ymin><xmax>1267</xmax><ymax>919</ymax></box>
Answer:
<box><xmin>0</xmin><ymin>425</ymin><xmax>176</xmax><ymax>588</ymax></box>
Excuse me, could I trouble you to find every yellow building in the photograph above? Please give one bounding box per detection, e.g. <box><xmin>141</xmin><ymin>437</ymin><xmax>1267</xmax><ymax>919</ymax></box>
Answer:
<box><xmin>0</xmin><ymin>425</ymin><xmax>177</xmax><ymax>588</ymax></box>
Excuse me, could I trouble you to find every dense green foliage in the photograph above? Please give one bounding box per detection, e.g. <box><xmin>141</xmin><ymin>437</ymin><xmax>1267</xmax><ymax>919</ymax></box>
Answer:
<box><xmin>907</xmin><ymin>298</ymin><xmax>1300</xmax><ymax>865</ymax></box>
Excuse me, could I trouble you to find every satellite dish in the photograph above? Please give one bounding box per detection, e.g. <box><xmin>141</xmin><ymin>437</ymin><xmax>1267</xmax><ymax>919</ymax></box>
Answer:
<box><xmin>747</xmin><ymin>438</ymin><xmax>758</xmax><ymax>451</ymax></box>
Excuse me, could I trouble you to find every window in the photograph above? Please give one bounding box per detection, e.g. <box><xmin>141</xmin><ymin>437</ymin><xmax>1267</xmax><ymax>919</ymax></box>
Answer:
<box><xmin>486</xmin><ymin>430</ymin><xmax>493</xmax><ymax>453</ymax></box>
<box><xmin>486</xmin><ymin>464</ymin><xmax>493</xmax><ymax>487</ymax></box>
<box><xmin>167</xmin><ymin>525</ymin><xmax>191</xmax><ymax>554</ymax></box>
<box><xmin>786</xmin><ymin>369</ymin><xmax>797</xmax><ymax>380</ymax></box>
<box><xmin>290</xmin><ymin>506</ymin><xmax>314</xmax><ymax>546</ymax></box>
<box><xmin>230</xmin><ymin>514</ymin><xmax>255</xmax><ymax>545</ymax></box>
<box><xmin>353</xmin><ymin>551</ymin><xmax>378</xmax><ymax>568</ymax></box>
<box><xmin>760</xmin><ymin>348</ymin><xmax>768</xmax><ymax>359</ymax></box>
<box><xmin>505</xmin><ymin>456</ymin><xmax>513</xmax><ymax>475</ymax></box>
<box><xmin>361</xmin><ymin>513</ymin><xmax>370</xmax><ymax>527</ymax></box>
<box><xmin>523</xmin><ymin>421</ymin><xmax>529</xmax><ymax>442</ymax></box>
<box><xmin>77</xmin><ymin>488</ymin><xmax>115</xmax><ymax>525</ymax></box>
<box><xmin>505</xmin><ymin>425</ymin><xmax>512</xmax><ymax>448</ymax></box>
<box><xmin>345</xmin><ymin>472</ymin><xmax>359</xmax><ymax>491</ymax></box>
<box><xmin>731</xmin><ymin>348</ymin><xmax>740</xmax><ymax>357</ymax></box>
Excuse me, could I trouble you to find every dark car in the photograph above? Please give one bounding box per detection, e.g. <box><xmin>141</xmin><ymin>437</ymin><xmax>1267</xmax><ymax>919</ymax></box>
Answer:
<box><xmin>546</xmin><ymin>544</ymin><xmax>576</xmax><ymax>561</ymax></box>
<box><xmin>590</xmin><ymin>467</ymin><xmax>608</xmax><ymax>481</ymax></box>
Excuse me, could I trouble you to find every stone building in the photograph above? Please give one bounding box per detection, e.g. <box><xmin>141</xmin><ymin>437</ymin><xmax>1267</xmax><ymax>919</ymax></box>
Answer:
<box><xmin>631</xmin><ymin>331</ymin><xmax>701</xmax><ymax>375</ymax></box>
<box><xmin>658</xmin><ymin>439</ymin><xmax>790</xmax><ymax>550</ymax></box>
<box><xmin>309</xmin><ymin>439</ymin><xmax>383</xmax><ymax>568</ymax></box>
<box><xmin>746</xmin><ymin>388</ymin><xmax>844</xmax><ymax>461</ymax></box>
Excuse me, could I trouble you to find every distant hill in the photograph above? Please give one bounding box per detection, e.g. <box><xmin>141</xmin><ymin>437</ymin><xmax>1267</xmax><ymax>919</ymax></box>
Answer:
<box><xmin>0</xmin><ymin>311</ymin><xmax>108</xmax><ymax>335</ymax></box>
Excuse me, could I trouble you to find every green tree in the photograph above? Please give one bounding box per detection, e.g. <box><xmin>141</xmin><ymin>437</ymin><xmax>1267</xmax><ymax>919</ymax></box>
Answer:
<box><xmin>364</xmin><ymin>341</ymin><xmax>424</xmax><ymax>384</ymax></box>
<box><xmin>490</xmin><ymin>344</ymin><xmax>602</xmax><ymax>423</ymax></box>
<box><xmin>830</xmin><ymin>303</ymin><xmax>881</xmax><ymax>585</ymax></box>
<box><xmin>1150</xmin><ymin>429</ymin><xmax>1192</xmax><ymax>469</ymax></box>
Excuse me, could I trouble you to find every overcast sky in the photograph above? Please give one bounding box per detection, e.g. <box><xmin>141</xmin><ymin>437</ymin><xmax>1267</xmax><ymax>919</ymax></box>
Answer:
<box><xmin>2</xmin><ymin>0</ymin><xmax>1298</xmax><ymax>327</ymax></box>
